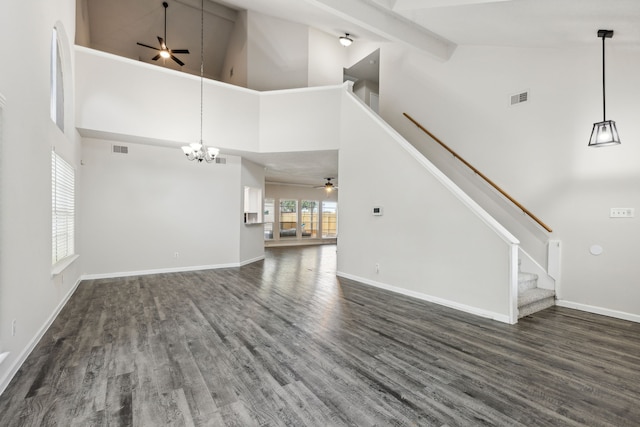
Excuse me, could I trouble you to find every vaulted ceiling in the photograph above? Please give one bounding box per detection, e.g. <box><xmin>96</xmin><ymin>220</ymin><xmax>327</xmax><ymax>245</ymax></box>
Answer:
<box><xmin>80</xmin><ymin>0</ymin><xmax>640</xmax><ymax>186</ymax></box>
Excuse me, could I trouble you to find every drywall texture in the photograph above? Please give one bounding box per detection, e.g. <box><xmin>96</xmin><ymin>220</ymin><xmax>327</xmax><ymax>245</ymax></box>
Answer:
<box><xmin>247</xmin><ymin>11</ymin><xmax>309</xmax><ymax>91</ymax></box>
<box><xmin>80</xmin><ymin>139</ymin><xmax>242</xmax><ymax>276</ymax></box>
<box><xmin>0</xmin><ymin>0</ymin><xmax>81</xmax><ymax>392</ymax></box>
<box><xmin>75</xmin><ymin>47</ymin><xmax>260</xmax><ymax>153</ymax></box>
<box><xmin>337</xmin><ymin>93</ymin><xmax>514</xmax><ymax>320</ymax></box>
<box><xmin>380</xmin><ymin>44</ymin><xmax>640</xmax><ymax>319</ymax></box>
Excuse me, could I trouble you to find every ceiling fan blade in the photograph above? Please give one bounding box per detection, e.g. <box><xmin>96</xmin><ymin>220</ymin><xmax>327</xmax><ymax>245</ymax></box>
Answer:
<box><xmin>157</xmin><ymin>36</ymin><xmax>166</xmax><ymax>49</ymax></box>
<box><xmin>171</xmin><ymin>49</ymin><xmax>190</xmax><ymax>54</ymax></box>
<box><xmin>137</xmin><ymin>42</ymin><xmax>160</xmax><ymax>51</ymax></box>
<box><xmin>170</xmin><ymin>54</ymin><xmax>185</xmax><ymax>67</ymax></box>
<box><xmin>151</xmin><ymin>54</ymin><xmax>161</xmax><ymax>61</ymax></box>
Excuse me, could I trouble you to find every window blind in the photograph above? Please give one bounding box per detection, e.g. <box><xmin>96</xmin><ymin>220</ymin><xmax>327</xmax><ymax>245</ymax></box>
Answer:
<box><xmin>52</xmin><ymin>151</ymin><xmax>74</xmax><ymax>264</ymax></box>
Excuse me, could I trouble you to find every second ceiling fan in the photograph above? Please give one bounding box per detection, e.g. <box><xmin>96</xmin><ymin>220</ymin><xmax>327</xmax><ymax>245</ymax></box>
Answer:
<box><xmin>137</xmin><ymin>1</ymin><xmax>189</xmax><ymax>66</ymax></box>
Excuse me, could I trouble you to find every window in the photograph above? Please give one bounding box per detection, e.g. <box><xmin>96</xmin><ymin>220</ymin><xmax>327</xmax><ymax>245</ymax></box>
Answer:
<box><xmin>279</xmin><ymin>199</ymin><xmax>297</xmax><ymax>238</ymax></box>
<box><xmin>264</xmin><ymin>198</ymin><xmax>275</xmax><ymax>240</ymax></box>
<box><xmin>52</xmin><ymin>151</ymin><xmax>75</xmax><ymax>264</ymax></box>
<box><xmin>322</xmin><ymin>201</ymin><xmax>338</xmax><ymax>238</ymax></box>
<box><xmin>50</xmin><ymin>28</ymin><xmax>64</xmax><ymax>132</ymax></box>
<box><xmin>301</xmin><ymin>200</ymin><xmax>318</xmax><ymax>238</ymax></box>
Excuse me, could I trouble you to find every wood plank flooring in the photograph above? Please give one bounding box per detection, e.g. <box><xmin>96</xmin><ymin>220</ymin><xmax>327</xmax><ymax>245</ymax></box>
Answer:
<box><xmin>1</xmin><ymin>244</ymin><xmax>639</xmax><ymax>426</ymax></box>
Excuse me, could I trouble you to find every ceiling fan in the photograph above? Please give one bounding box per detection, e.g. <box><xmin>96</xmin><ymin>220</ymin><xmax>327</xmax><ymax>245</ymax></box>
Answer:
<box><xmin>137</xmin><ymin>1</ymin><xmax>189</xmax><ymax>66</ymax></box>
<box><xmin>315</xmin><ymin>178</ymin><xmax>338</xmax><ymax>193</ymax></box>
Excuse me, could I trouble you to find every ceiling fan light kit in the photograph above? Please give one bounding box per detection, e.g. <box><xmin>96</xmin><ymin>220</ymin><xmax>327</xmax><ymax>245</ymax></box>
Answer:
<box><xmin>137</xmin><ymin>1</ymin><xmax>190</xmax><ymax>67</ymax></box>
<box><xmin>588</xmin><ymin>29</ymin><xmax>621</xmax><ymax>147</ymax></box>
<box><xmin>339</xmin><ymin>33</ymin><xmax>353</xmax><ymax>47</ymax></box>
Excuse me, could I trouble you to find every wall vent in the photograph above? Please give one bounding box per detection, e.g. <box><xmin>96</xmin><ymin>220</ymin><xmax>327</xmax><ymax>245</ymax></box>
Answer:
<box><xmin>215</xmin><ymin>157</ymin><xmax>226</xmax><ymax>164</ymax></box>
<box><xmin>112</xmin><ymin>145</ymin><xmax>129</xmax><ymax>154</ymax></box>
<box><xmin>510</xmin><ymin>90</ymin><xmax>529</xmax><ymax>106</ymax></box>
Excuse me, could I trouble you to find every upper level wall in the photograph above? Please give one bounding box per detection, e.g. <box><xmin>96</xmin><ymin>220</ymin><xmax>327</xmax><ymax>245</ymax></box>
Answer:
<box><xmin>75</xmin><ymin>47</ymin><xmax>260</xmax><ymax>152</ymax></box>
<box><xmin>76</xmin><ymin>47</ymin><xmax>342</xmax><ymax>154</ymax></box>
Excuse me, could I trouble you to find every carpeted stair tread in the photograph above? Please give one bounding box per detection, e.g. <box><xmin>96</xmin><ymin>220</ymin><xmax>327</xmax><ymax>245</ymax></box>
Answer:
<box><xmin>518</xmin><ymin>288</ymin><xmax>555</xmax><ymax>306</ymax></box>
<box><xmin>518</xmin><ymin>288</ymin><xmax>555</xmax><ymax>318</ymax></box>
<box><xmin>518</xmin><ymin>272</ymin><xmax>538</xmax><ymax>292</ymax></box>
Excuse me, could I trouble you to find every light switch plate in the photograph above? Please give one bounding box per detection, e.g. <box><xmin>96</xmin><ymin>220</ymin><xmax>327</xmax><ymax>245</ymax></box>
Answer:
<box><xmin>610</xmin><ymin>208</ymin><xmax>635</xmax><ymax>218</ymax></box>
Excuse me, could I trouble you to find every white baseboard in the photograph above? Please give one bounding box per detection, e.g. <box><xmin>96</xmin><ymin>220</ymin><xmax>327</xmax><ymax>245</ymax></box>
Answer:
<box><xmin>81</xmin><ymin>261</ymin><xmax>249</xmax><ymax>281</ymax></box>
<box><xmin>239</xmin><ymin>255</ymin><xmax>265</xmax><ymax>267</ymax></box>
<box><xmin>336</xmin><ymin>271</ymin><xmax>512</xmax><ymax>324</ymax></box>
<box><xmin>556</xmin><ymin>300</ymin><xmax>640</xmax><ymax>324</ymax></box>
<box><xmin>0</xmin><ymin>278</ymin><xmax>82</xmax><ymax>396</ymax></box>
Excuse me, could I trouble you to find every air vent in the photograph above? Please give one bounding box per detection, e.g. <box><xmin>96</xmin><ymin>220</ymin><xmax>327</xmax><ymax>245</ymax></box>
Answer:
<box><xmin>215</xmin><ymin>157</ymin><xmax>226</xmax><ymax>164</ymax></box>
<box><xmin>510</xmin><ymin>90</ymin><xmax>529</xmax><ymax>106</ymax></box>
<box><xmin>112</xmin><ymin>145</ymin><xmax>128</xmax><ymax>154</ymax></box>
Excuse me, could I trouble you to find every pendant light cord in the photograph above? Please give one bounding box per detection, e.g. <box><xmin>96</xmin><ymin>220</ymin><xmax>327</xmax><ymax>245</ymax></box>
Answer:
<box><xmin>602</xmin><ymin>34</ymin><xmax>606</xmax><ymax>122</ymax></box>
<box><xmin>199</xmin><ymin>0</ymin><xmax>204</xmax><ymax>144</ymax></box>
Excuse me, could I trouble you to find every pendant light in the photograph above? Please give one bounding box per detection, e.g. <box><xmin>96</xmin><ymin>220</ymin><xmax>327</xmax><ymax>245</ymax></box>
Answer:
<box><xmin>181</xmin><ymin>0</ymin><xmax>220</xmax><ymax>162</ymax></box>
<box><xmin>588</xmin><ymin>29</ymin><xmax>621</xmax><ymax>147</ymax></box>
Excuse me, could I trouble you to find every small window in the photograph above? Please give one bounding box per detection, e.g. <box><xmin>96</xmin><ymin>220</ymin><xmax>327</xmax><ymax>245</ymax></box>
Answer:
<box><xmin>52</xmin><ymin>151</ymin><xmax>75</xmax><ymax>264</ymax></box>
<box><xmin>50</xmin><ymin>28</ymin><xmax>64</xmax><ymax>132</ymax></box>
<box><xmin>322</xmin><ymin>201</ymin><xmax>338</xmax><ymax>238</ymax></box>
<box><xmin>279</xmin><ymin>199</ymin><xmax>297</xmax><ymax>239</ymax></box>
<box><xmin>301</xmin><ymin>200</ymin><xmax>319</xmax><ymax>238</ymax></box>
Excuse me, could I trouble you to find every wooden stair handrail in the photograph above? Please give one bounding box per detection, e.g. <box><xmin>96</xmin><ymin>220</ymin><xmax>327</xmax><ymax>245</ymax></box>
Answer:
<box><xmin>404</xmin><ymin>112</ymin><xmax>553</xmax><ymax>233</ymax></box>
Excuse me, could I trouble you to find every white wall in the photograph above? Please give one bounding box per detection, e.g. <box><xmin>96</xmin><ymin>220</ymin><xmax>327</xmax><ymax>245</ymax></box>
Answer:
<box><xmin>337</xmin><ymin>92</ymin><xmax>517</xmax><ymax>322</ymax></box>
<box><xmin>259</xmin><ymin>86</ymin><xmax>342</xmax><ymax>153</ymax></box>
<box><xmin>379</xmin><ymin>44</ymin><xmax>640</xmax><ymax>320</ymax></box>
<box><xmin>240</xmin><ymin>158</ymin><xmax>266</xmax><ymax>263</ymax></box>
<box><xmin>308</xmin><ymin>27</ymin><xmax>348</xmax><ymax>87</ymax></box>
<box><xmin>75</xmin><ymin>47</ymin><xmax>260</xmax><ymax>153</ymax></box>
<box><xmin>0</xmin><ymin>0</ymin><xmax>82</xmax><ymax>392</ymax></box>
<box><xmin>247</xmin><ymin>11</ymin><xmax>309</xmax><ymax>91</ymax></box>
<box><xmin>80</xmin><ymin>139</ymin><xmax>243</xmax><ymax>276</ymax></box>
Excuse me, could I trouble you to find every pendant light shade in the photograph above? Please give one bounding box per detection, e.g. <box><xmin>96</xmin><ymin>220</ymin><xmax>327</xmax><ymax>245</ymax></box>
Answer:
<box><xmin>588</xmin><ymin>29</ymin><xmax>621</xmax><ymax>147</ymax></box>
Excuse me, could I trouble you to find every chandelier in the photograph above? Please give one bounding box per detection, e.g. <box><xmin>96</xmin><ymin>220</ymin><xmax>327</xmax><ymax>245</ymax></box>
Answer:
<box><xmin>181</xmin><ymin>0</ymin><xmax>220</xmax><ymax>162</ymax></box>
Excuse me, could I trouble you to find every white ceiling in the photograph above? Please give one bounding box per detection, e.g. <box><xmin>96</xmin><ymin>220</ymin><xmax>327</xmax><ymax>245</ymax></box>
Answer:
<box><xmin>83</xmin><ymin>0</ymin><xmax>640</xmax><ymax>186</ymax></box>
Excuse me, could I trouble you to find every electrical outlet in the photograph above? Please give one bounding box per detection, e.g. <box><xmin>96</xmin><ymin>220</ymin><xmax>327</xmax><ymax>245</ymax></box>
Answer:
<box><xmin>610</xmin><ymin>208</ymin><xmax>635</xmax><ymax>218</ymax></box>
<box><xmin>12</xmin><ymin>319</ymin><xmax>16</xmax><ymax>337</ymax></box>
<box><xmin>174</xmin><ymin>252</ymin><xmax>179</xmax><ymax>258</ymax></box>
<box><xmin>375</xmin><ymin>263</ymin><xmax>380</xmax><ymax>274</ymax></box>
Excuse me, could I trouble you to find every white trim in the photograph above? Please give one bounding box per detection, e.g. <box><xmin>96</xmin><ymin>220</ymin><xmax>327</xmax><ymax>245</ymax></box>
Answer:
<box><xmin>81</xmin><ymin>260</ymin><xmax>260</xmax><ymax>281</ymax></box>
<box><xmin>0</xmin><ymin>278</ymin><xmax>82</xmax><ymax>396</ymax></box>
<box><xmin>508</xmin><ymin>244</ymin><xmax>519</xmax><ymax>324</ymax></box>
<box><xmin>239</xmin><ymin>255</ymin><xmax>265</xmax><ymax>267</ymax></box>
<box><xmin>51</xmin><ymin>254</ymin><xmax>79</xmax><ymax>277</ymax></box>
<box><xmin>556</xmin><ymin>300</ymin><xmax>640</xmax><ymax>324</ymax></box>
<box><xmin>336</xmin><ymin>271</ymin><xmax>512</xmax><ymax>324</ymax></box>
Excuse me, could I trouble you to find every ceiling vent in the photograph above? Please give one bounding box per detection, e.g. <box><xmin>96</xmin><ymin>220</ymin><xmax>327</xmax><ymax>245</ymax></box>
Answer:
<box><xmin>112</xmin><ymin>145</ymin><xmax>129</xmax><ymax>154</ymax></box>
<box><xmin>510</xmin><ymin>90</ymin><xmax>529</xmax><ymax>106</ymax></box>
<box><xmin>215</xmin><ymin>157</ymin><xmax>226</xmax><ymax>164</ymax></box>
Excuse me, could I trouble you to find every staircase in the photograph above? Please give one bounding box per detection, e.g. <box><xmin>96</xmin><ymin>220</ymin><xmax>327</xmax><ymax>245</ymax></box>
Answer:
<box><xmin>518</xmin><ymin>269</ymin><xmax>555</xmax><ymax>318</ymax></box>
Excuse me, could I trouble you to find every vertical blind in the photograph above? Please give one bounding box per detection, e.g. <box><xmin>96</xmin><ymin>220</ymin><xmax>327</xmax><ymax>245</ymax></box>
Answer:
<box><xmin>51</xmin><ymin>151</ymin><xmax>75</xmax><ymax>264</ymax></box>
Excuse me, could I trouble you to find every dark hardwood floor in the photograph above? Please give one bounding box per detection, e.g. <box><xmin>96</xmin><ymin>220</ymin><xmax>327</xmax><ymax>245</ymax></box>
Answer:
<box><xmin>1</xmin><ymin>245</ymin><xmax>639</xmax><ymax>426</ymax></box>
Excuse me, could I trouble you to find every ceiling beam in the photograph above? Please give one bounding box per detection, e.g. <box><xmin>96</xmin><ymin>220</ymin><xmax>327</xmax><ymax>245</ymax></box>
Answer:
<box><xmin>305</xmin><ymin>0</ymin><xmax>456</xmax><ymax>61</ymax></box>
<box><xmin>391</xmin><ymin>0</ymin><xmax>513</xmax><ymax>10</ymax></box>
